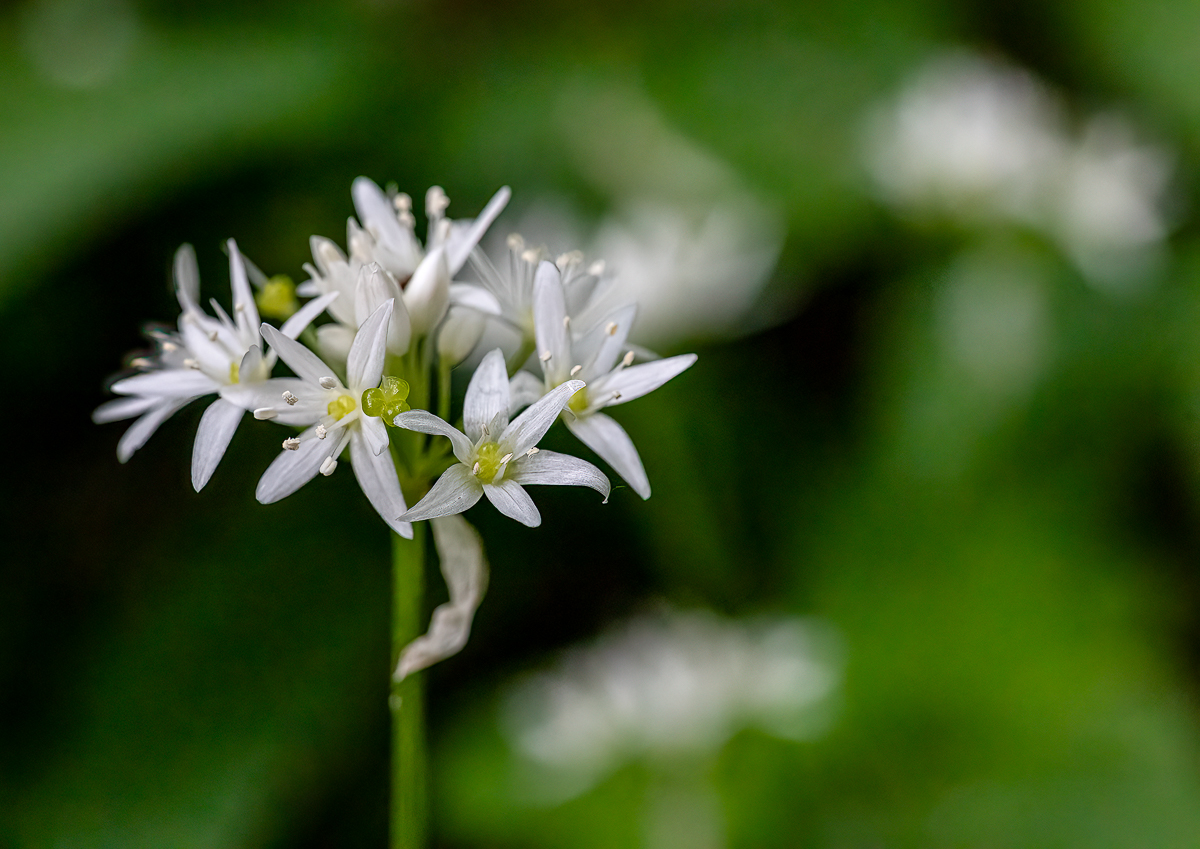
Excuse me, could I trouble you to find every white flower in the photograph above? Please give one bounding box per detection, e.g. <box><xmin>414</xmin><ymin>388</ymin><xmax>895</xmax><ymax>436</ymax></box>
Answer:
<box><xmin>223</xmin><ymin>299</ymin><xmax>412</xmax><ymax>538</ymax></box>
<box><xmin>455</xmin><ymin>234</ymin><xmax>604</xmax><ymax>349</ymax></box>
<box><xmin>502</xmin><ymin>608</ymin><xmax>842</xmax><ymax>801</ymax></box>
<box><xmin>93</xmin><ymin>241</ymin><xmax>333</xmax><ymax>490</ymax></box>
<box><xmin>393</xmin><ymin>348</ymin><xmax>610</xmax><ymax>527</ymax></box>
<box><xmin>301</xmin><ymin>178</ymin><xmax>511</xmax><ymax>349</ymax></box>
<box><xmin>511</xmin><ymin>260</ymin><xmax>696</xmax><ymax>499</ymax></box>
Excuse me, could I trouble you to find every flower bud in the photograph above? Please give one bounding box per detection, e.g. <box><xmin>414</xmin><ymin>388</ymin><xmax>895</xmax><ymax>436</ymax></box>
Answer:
<box><xmin>405</xmin><ymin>247</ymin><xmax>450</xmax><ymax>336</ymax></box>
<box><xmin>437</xmin><ymin>307</ymin><xmax>486</xmax><ymax>366</ymax></box>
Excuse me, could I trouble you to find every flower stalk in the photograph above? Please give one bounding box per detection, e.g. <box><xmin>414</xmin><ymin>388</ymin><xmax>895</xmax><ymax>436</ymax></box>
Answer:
<box><xmin>391</xmin><ymin>528</ymin><xmax>427</xmax><ymax>849</ymax></box>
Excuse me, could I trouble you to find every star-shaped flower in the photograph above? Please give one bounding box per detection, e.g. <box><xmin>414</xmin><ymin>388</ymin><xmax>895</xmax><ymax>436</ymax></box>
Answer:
<box><xmin>94</xmin><ymin>241</ymin><xmax>333</xmax><ymax>490</ymax></box>
<box><xmin>393</xmin><ymin>349</ymin><xmax>610</xmax><ymax>527</ymax></box>
<box><xmin>223</xmin><ymin>299</ymin><xmax>412</xmax><ymax>538</ymax></box>
<box><xmin>511</xmin><ymin>260</ymin><xmax>697</xmax><ymax>499</ymax></box>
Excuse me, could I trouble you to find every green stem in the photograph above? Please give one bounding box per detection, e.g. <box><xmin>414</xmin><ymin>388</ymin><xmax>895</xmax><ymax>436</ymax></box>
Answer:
<box><xmin>391</xmin><ymin>527</ymin><xmax>427</xmax><ymax>849</ymax></box>
<box><xmin>437</xmin><ymin>358</ymin><xmax>452</xmax><ymax>423</ymax></box>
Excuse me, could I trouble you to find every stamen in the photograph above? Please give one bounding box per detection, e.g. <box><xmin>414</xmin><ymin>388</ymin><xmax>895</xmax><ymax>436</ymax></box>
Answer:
<box><xmin>235</xmin><ymin>303</ymin><xmax>245</xmax><ymax>313</ymax></box>
<box><xmin>130</xmin><ymin>357</ymin><xmax>151</xmax><ymax>368</ymax></box>
<box><xmin>393</xmin><ymin>192</ymin><xmax>412</xmax><ymax>213</ymax></box>
<box><xmin>161</xmin><ymin>342</ymin><xmax>177</xmax><ymax>352</ymax></box>
<box><xmin>588</xmin><ymin>260</ymin><xmax>606</xmax><ymax>276</ymax></box>
<box><xmin>472</xmin><ymin>461</ymin><xmax>481</xmax><ymax>476</ymax></box>
<box><xmin>606</xmin><ymin>322</ymin><xmax>618</xmax><ymax>336</ymax></box>
<box><xmin>562</xmin><ymin>315</ymin><xmax>571</xmax><ymax>328</ymax></box>
<box><xmin>282</xmin><ymin>391</ymin><xmax>299</xmax><ymax>405</ymax></box>
<box><xmin>254</xmin><ymin>408</ymin><xmax>277</xmax><ymax>420</ymax></box>
<box><xmin>622</xmin><ymin>350</ymin><xmax>635</xmax><ymax>367</ymax></box>
<box><xmin>283</xmin><ymin>437</ymin><xmax>300</xmax><ymax>451</ymax></box>
<box><xmin>426</xmin><ymin>186</ymin><xmax>450</xmax><ymax>218</ymax></box>
<box><xmin>570</xmin><ymin>364</ymin><xmax>582</xmax><ymax>376</ymax></box>
<box><xmin>526</xmin><ymin>447</ymin><xmax>539</xmax><ymax>456</ymax></box>
<box><xmin>318</xmin><ymin>376</ymin><xmax>338</xmax><ymax>389</ymax></box>
<box><xmin>184</xmin><ymin>358</ymin><xmax>200</xmax><ymax>369</ymax></box>
<box><xmin>315</xmin><ymin>424</ymin><xmax>328</xmax><ymax>440</ymax></box>
<box><xmin>539</xmin><ymin>350</ymin><xmax>552</xmax><ymax>362</ymax></box>
<box><xmin>320</xmin><ymin>457</ymin><xmax>337</xmax><ymax>476</ymax></box>
<box><xmin>610</xmin><ymin>391</ymin><xmax>622</xmax><ymax>401</ymax></box>
<box><xmin>521</xmin><ymin>248</ymin><xmax>541</xmax><ymax>264</ymax></box>
<box><xmin>507</xmin><ymin>233</ymin><xmax>525</xmax><ymax>250</ymax></box>
<box><xmin>208</xmin><ymin>330</ymin><xmax>218</xmax><ymax>342</ymax></box>
<box><xmin>500</xmin><ymin>453</ymin><xmax>513</xmax><ymax>465</ymax></box>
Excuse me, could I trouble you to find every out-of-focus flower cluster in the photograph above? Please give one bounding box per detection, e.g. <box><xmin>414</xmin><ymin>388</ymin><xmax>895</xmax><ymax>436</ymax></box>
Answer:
<box><xmin>865</xmin><ymin>51</ymin><xmax>1174</xmax><ymax>289</ymax></box>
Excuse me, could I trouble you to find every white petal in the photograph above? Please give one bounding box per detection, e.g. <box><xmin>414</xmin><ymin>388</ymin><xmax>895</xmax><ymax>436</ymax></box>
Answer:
<box><xmin>532</xmin><ymin>260</ymin><xmax>571</xmax><ymax>384</ymax></box>
<box><xmin>116</xmin><ymin>398</ymin><xmax>194</xmax><ymax>463</ymax></box>
<box><xmin>399</xmin><ymin>464</ymin><xmax>483</xmax><ymax>523</ymax></box>
<box><xmin>392</xmin><ymin>411</ymin><xmax>473</xmax><ymax>463</ymax></box>
<box><xmin>279</xmin><ymin>291</ymin><xmax>339</xmax><ymax>339</ymax></box>
<box><xmin>463</xmin><ymin>348</ymin><xmax>509</xmax><ymax>443</ymax></box>
<box><xmin>295</xmin><ymin>280</ymin><xmax>320</xmax><ymax>297</ymax></box>
<box><xmin>405</xmin><ymin>248</ymin><xmax>450</xmax><ymax>336</ymax></box>
<box><xmin>507</xmin><ymin>371</ymin><xmax>545</xmax><ymax>414</ymax></box>
<box><xmin>179</xmin><ymin>318</ymin><xmax>238</xmax><ymax>377</ymax></box>
<box><xmin>499</xmin><ymin>378</ymin><xmax>584</xmax><ymax>455</ymax></box>
<box><xmin>220</xmin><ymin>377</ymin><xmax>311</xmax><ymax>418</ymax></box>
<box><xmin>174</xmin><ymin>243</ymin><xmax>200</xmax><ymax>312</ymax></box>
<box><xmin>191</xmin><ymin>398</ymin><xmax>243</xmax><ymax>491</ymax></box>
<box><xmin>563</xmin><ymin>271</ymin><xmax>600</xmax><ymax>317</ymax></box>
<box><xmin>350</xmin><ymin>428</ymin><xmax>412</xmax><ymax>538</ymax></box>
<box><xmin>347</xmin><ymin>298</ymin><xmax>393</xmax><ymax>390</ymax></box>
<box><xmin>238</xmin><ymin>344</ymin><xmax>264</xmax><ymax>381</ymax></box>
<box><xmin>93</xmin><ymin>394</ymin><xmax>158</xmax><ymax>424</ymax></box>
<box><xmin>482</xmin><ymin>479</ymin><xmax>541</xmax><ymax>527</ymax></box>
<box><xmin>355</xmin><ymin>265</ymin><xmax>412</xmax><ymax>355</ymax></box>
<box><xmin>256</xmin><ymin>426</ymin><xmax>341</xmax><ymax>504</ymax></box>
<box><xmin>227</xmin><ymin>239</ymin><xmax>261</xmax><ymax>344</ymax></box>
<box><xmin>395</xmin><ymin>514</ymin><xmax>488</xmax><ymax>679</ymax></box>
<box><xmin>584</xmin><ymin>304</ymin><xmax>639</xmax><ymax>378</ymax></box>
<box><xmin>592</xmin><ymin>354</ymin><xmax>698</xmax><ymax>406</ymax></box>
<box><xmin>359</xmin><ymin>412</ymin><xmax>390</xmax><ymax>456</ymax></box>
<box><xmin>110</xmin><ymin>368</ymin><xmax>219</xmax><ymax>398</ymax></box>
<box><xmin>509</xmin><ymin>449</ymin><xmax>610</xmax><ymax>501</ymax></box>
<box><xmin>352</xmin><ymin>176</ymin><xmax>421</xmax><ymax>261</ymax></box>
<box><xmin>448</xmin><ymin>283</ymin><xmax>502</xmax><ymax>315</ymax></box>
<box><xmin>444</xmin><ymin>186</ymin><xmax>511</xmax><ymax>276</ymax></box>
<box><xmin>260</xmin><ymin>323</ymin><xmax>334</xmax><ymax>384</ymax></box>
<box><xmin>315</xmin><ymin>323</ymin><xmax>355</xmax><ymax>370</ymax></box>
<box><xmin>566</xmin><ymin>412</ymin><xmax>650</xmax><ymax>499</ymax></box>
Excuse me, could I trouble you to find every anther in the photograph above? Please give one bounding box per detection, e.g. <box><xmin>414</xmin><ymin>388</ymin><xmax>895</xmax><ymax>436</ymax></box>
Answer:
<box><xmin>588</xmin><ymin>260</ymin><xmax>606</xmax><ymax>276</ymax></box>
<box><xmin>562</xmin><ymin>315</ymin><xmax>571</xmax><ymax>328</ymax></box>
<box><xmin>606</xmin><ymin>322</ymin><xmax>618</xmax><ymax>336</ymax></box>
<box><xmin>611</xmin><ymin>392</ymin><xmax>622</xmax><ymax>401</ymax></box>
<box><xmin>507</xmin><ymin>233</ymin><xmax>525</xmax><ymax>250</ymax></box>
<box><xmin>426</xmin><ymin>186</ymin><xmax>450</xmax><ymax>218</ymax></box>
<box><xmin>282</xmin><ymin>391</ymin><xmax>298</xmax><ymax>405</ymax></box>
<box><xmin>283</xmin><ymin>437</ymin><xmax>300</xmax><ymax>451</ymax></box>
<box><xmin>472</xmin><ymin>461</ymin><xmax>481</xmax><ymax>476</ymax></box>
<box><xmin>622</xmin><ymin>350</ymin><xmax>635</xmax><ymax>367</ymax></box>
<box><xmin>184</xmin><ymin>358</ymin><xmax>200</xmax><ymax>369</ymax></box>
<box><xmin>521</xmin><ymin>248</ymin><xmax>541</xmax><ymax>264</ymax></box>
<box><xmin>393</xmin><ymin>192</ymin><xmax>412</xmax><ymax>213</ymax></box>
<box><xmin>235</xmin><ymin>302</ymin><xmax>245</xmax><ymax>313</ymax></box>
<box><xmin>539</xmin><ymin>350</ymin><xmax>552</xmax><ymax>362</ymax></box>
<box><xmin>208</xmin><ymin>331</ymin><xmax>218</xmax><ymax>342</ymax></box>
<box><xmin>570</xmin><ymin>365</ymin><xmax>582</xmax><ymax>376</ymax></box>
<box><xmin>319</xmin><ymin>376</ymin><xmax>337</xmax><ymax>389</ymax></box>
<box><xmin>315</xmin><ymin>424</ymin><xmax>328</xmax><ymax>439</ymax></box>
<box><xmin>320</xmin><ymin>457</ymin><xmax>337</xmax><ymax>476</ymax></box>
<box><xmin>130</xmin><ymin>357</ymin><xmax>151</xmax><ymax>368</ymax></box>
<box><xmin>254</xmin><ymin>408</ymin><xmax>278</xmax><ymax>420</ymax></box>
<box><xmin>526</xmin><ymin>447</ymin><xmax>539</xmax><ymax>456</ymax></box>
<box><xmin>161</xmin><ymin>342</ymin><xmax>177</xmax><ymax>352</ymax></box>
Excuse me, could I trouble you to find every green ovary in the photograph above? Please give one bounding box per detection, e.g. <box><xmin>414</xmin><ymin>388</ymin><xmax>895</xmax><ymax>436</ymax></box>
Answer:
<box><xmin>327</xmin><ymin>394</ymin><xmax>356</xmax><ymax>420</ymax></box>
<box><xmin>229</xmin><ymin>362</ymin><xmax>240</xmax><ymax>384</ymax></box>
<box><xmin>255</xmin><ymin>275</ymin><xmax>299</xmax><ymax>320</ymax></box>
<box><xmin>361</xmin><ymin>376</ymin><xmax>411</xmax><ymax>424</ymax></box>
<box><xmin>567</xmin><ymin>385</ymin><xmax>589</xmax><ymax>414</ymax></box>
<box><xmin>473</xmin><ymin>441</ymin><xmax>505</xmax><ymax>483</ymax></box>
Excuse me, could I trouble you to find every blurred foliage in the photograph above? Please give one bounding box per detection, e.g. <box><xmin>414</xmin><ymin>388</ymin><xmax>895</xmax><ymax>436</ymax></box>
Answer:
<box><xmin>6</xmin><ymin>0</ymin><xmax>1200</xmax><ymax>847</ymax></box>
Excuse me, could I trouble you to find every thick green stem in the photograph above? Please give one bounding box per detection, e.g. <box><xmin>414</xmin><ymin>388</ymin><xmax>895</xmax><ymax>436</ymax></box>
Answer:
<box><xmin>391</xmin><ymin>527</ymin><xmax>427</xmax><ymax>849</ymax></box>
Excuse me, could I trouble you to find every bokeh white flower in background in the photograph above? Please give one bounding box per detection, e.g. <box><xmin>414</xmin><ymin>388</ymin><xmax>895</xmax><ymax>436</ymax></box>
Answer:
<box><xmin>501</xmin><ymin>608</ymin><xmax>842</xmax><ymax>804</ymax></box>
<box><xmin>864</xmin><ymin>51</ymin><xmax>1174</xmax><ymax>291</ymax></box>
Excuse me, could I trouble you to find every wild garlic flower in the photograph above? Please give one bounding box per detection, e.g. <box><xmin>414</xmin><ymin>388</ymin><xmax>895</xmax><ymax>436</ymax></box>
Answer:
<box><xmin>93</xmin><ymin>241</ymin><xmax>332</xmax><ymax>490</ymax></box>
<box><xmin>300</xmin><ymin>178</ymin><xmax>511</xmax><ymax>359</ymax></box>
<box><xmin>394</xmin><ymin>349</ymin><xmax>610</xmax><ymax>527</ymax></box>
<box><xmin>457</xmin><ymin>234</ymin><xmax>605</xmax><ymax>350</ymax></box>
<box><xmin>510</xmin><ymin>260</ymin><xmax>696</xmax><ymax>499</ymax></box>
<box><xmin>222</xmin><ymin>299</ymin><xmax>413</xmax><ymax>538</ymax></box>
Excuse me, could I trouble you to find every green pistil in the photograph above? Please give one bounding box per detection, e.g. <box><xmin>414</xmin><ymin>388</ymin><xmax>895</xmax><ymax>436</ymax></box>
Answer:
<box><xmin>229</xmin><ymin>361</ymin><xmax>240</xmax><ymax>384</ymax></box>
<box><xmin>327</xmin><ymin>394</ymin><xmax>356</xmax><ymax>420</ymax></box>
<box><xmin>255</xmin><ymin>275</ymin><xmax>299</xmax><ymax>320</ymax></box>
<box><xmin>567</xmin><ymin>385</ymin><xmax>589</xmax><ymax>415</ymax></box>
<box><xmin>472</xmin><ymin>441</ymin><xmax>505</xmax><ymax>483</ymax></box>
<box><xmin>362</xmin><ymin>375</ymin><xmax>411</xmax><ymax>424</ymax></box>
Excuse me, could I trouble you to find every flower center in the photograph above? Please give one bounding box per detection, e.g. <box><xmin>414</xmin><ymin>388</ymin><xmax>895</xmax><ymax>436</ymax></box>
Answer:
<box><xmin>567</xmin><ymin>385</ymin><xmax>589</xmax><ymax>415</ymax></box>
<box><xmin>472</xmin><ymin>441</ymin><xmax>505</xmax><ymax>483</ymax></box>
<box><xmin>361</xmin><ymin>376</ymin><xmax>411</xmax><ymax>424</ymax></box>
<box><xmin>229</xmin><ymin>361</ymin><xmax>240</xmax><ymax>384</ymax></box>
<box><xmin>327</xmin><ymin>394</ymin><xmax>356</xmax><ymax>420</ymax></box>
<box><xmin>255</xmin><ymin>275</ymin><xmax>298</xmax><ymax>320</ymax></box>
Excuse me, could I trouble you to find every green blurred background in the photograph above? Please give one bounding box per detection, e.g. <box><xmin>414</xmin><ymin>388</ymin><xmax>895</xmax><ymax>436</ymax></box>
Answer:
<box><xmin>6</xmin><ymin>0</ymin><xmax>1200</xmax><ymax>846</ymax></box>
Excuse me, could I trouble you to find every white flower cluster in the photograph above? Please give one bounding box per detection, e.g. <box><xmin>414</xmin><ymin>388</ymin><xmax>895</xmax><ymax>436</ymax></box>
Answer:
<box><xmin>864</xmin><ymin>51</ymin><xmax>1173</xmax><ymax>288</ymax></box>
<box><xmin>95</xmin><ymin>177</ymin><xmax>697</xmax><ymax>673</ymax></box>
